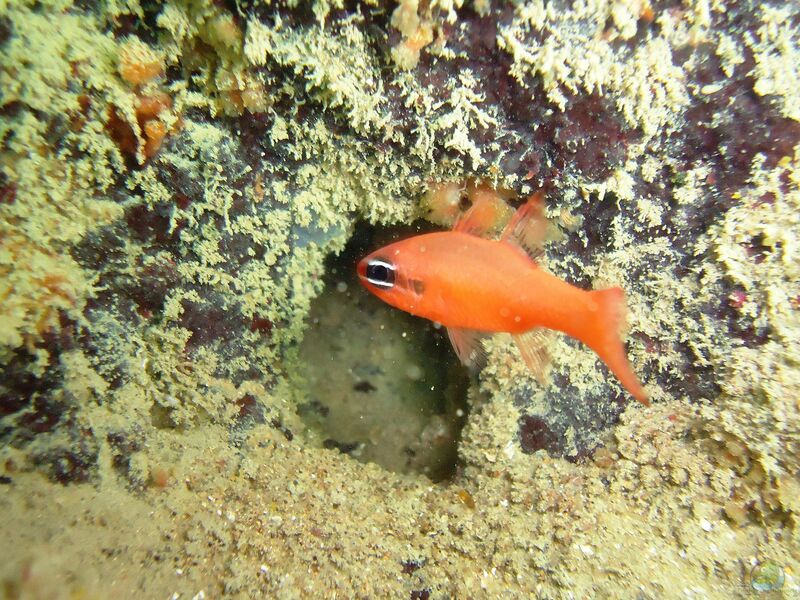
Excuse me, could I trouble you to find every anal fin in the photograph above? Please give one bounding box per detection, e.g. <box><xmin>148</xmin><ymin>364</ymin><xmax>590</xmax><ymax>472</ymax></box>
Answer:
<box><xmin>447</xmin><ymin>327</ymin><xmax>488</xmax><ymax>369</ymax></box>
<box><xmin>513</xmin><ymin>328</ymin><xmax>552</xmax><ymax>383</ymax></box>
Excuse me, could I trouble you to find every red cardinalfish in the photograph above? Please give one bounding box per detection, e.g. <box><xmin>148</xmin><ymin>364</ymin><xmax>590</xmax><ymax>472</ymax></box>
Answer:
<box><xmin>357</xmin><ymin>186</ymin><xmax>649</xmax><ymax>405</ymax></box>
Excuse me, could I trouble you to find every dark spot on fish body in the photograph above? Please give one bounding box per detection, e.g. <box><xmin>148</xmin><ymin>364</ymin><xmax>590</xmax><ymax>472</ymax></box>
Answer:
<box><xmin>410</xmin><ymin>279</ymin><xmax>425</xmax><ymax>295</ymax></box>
<box><xmin>410</xmin><ymin>589</ymin><xmax>431</xmax><ymax>600</ymax></box>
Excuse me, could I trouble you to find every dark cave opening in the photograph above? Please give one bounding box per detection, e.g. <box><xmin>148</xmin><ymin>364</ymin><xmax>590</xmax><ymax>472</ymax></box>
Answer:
<box><xmin>296</xmin><ymin>221</ymin><xmax>471</xmax><ymax>482</ymax></box>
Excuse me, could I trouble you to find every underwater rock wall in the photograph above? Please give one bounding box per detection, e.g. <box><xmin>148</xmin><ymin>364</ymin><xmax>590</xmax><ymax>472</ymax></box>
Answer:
<box><xmin>0</xmin><ymin>0</ymin><xmax>798</xmax><ymax>597</ymax></box>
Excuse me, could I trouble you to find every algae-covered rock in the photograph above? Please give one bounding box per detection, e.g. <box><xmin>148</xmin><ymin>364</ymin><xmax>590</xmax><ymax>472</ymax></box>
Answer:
<box><xmin>1</xmin><ymin>0</ymin><xmax>799</xmax><ymax>597</ymax></box>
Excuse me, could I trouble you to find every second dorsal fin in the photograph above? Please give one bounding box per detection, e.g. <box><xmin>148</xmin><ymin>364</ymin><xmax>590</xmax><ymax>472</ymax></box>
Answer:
<box><xmin>500</xmin><ymin>191</ymin><xmax>548</xmax><ymax>261</ymax></box>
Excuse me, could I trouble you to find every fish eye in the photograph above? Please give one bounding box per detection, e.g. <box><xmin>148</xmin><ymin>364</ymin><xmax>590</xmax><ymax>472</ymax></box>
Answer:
<box><xmin>366</xmin><ymin>259</ymin><xmax>395</xmax><ymax>288</ymax></box>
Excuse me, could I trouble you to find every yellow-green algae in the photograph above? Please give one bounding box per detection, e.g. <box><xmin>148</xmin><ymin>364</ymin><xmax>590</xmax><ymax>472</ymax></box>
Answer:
<box><xmin>1</xmin><ymin>0</ymin><xmax>799</xmax><ymax>598</ymax></box>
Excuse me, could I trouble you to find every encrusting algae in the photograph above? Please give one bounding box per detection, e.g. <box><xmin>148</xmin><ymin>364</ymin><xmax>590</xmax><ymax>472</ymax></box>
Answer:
<box><xmin>1</xmin><ymin>0</ymin><xmax>799</xmax><ymax>597</ymax></box>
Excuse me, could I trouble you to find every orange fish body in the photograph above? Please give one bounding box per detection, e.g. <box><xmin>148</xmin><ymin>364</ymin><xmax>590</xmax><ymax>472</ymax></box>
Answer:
<box><xmin>358</xmin><ymin>191</ymin><xmax>648</xmax><ymax>405</ymax></box>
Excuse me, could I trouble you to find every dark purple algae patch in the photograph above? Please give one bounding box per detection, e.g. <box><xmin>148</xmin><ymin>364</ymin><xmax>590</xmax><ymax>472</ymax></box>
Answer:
<box><xmin>518</xmin><ymin>414</ymin><xmax>559</xmax><ymax>455</ymax></box>
<box><xmin>409</xmin><ymin>9</ymin><xmax>632</xmax><ymax>188</ymax></box>
<box><xmin>0</xmin><ymin>321</ymin><xmax>73</xmax><ymax>452</ymax></box>
<box><xmin>401</xmin><ymin>558</ymin><xmax>424</xmax><ymax>575</ymax></box>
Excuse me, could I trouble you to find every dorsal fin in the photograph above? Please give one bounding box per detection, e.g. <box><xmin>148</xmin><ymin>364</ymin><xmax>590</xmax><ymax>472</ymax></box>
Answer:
<box><xmin>446</xmin><ymin>326</ymin><xmax>488</xmax><ymax>369</ymax></box>
<box><xmin>453</xmin><ymin>184</ymin><xmax>513</xmax><ymax>238</ymax></box>
<box><xmin>500</xmin><ymin>191</ymin><xmax>548</xmax><ymax>261</ymax></box>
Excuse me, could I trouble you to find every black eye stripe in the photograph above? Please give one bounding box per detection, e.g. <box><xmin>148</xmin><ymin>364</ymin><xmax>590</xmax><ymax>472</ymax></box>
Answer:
<box><xmin>366</xmin><ymin>259</ymin><xmax>395</xmax><ymax>288</ymax></box>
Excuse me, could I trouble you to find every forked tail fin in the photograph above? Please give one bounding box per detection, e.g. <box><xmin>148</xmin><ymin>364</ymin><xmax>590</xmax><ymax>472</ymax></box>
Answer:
<box><xmin>586</xmin><ymin>287</ymin><xmax>649</xmax><ymax>405</ymax></box>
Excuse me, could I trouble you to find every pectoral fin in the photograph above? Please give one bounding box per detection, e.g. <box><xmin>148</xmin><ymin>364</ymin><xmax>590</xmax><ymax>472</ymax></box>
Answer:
<box><xmin>446</xmin><ymin>327</ymin><xmax>488</xmax><ymax>369</ymax></box>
